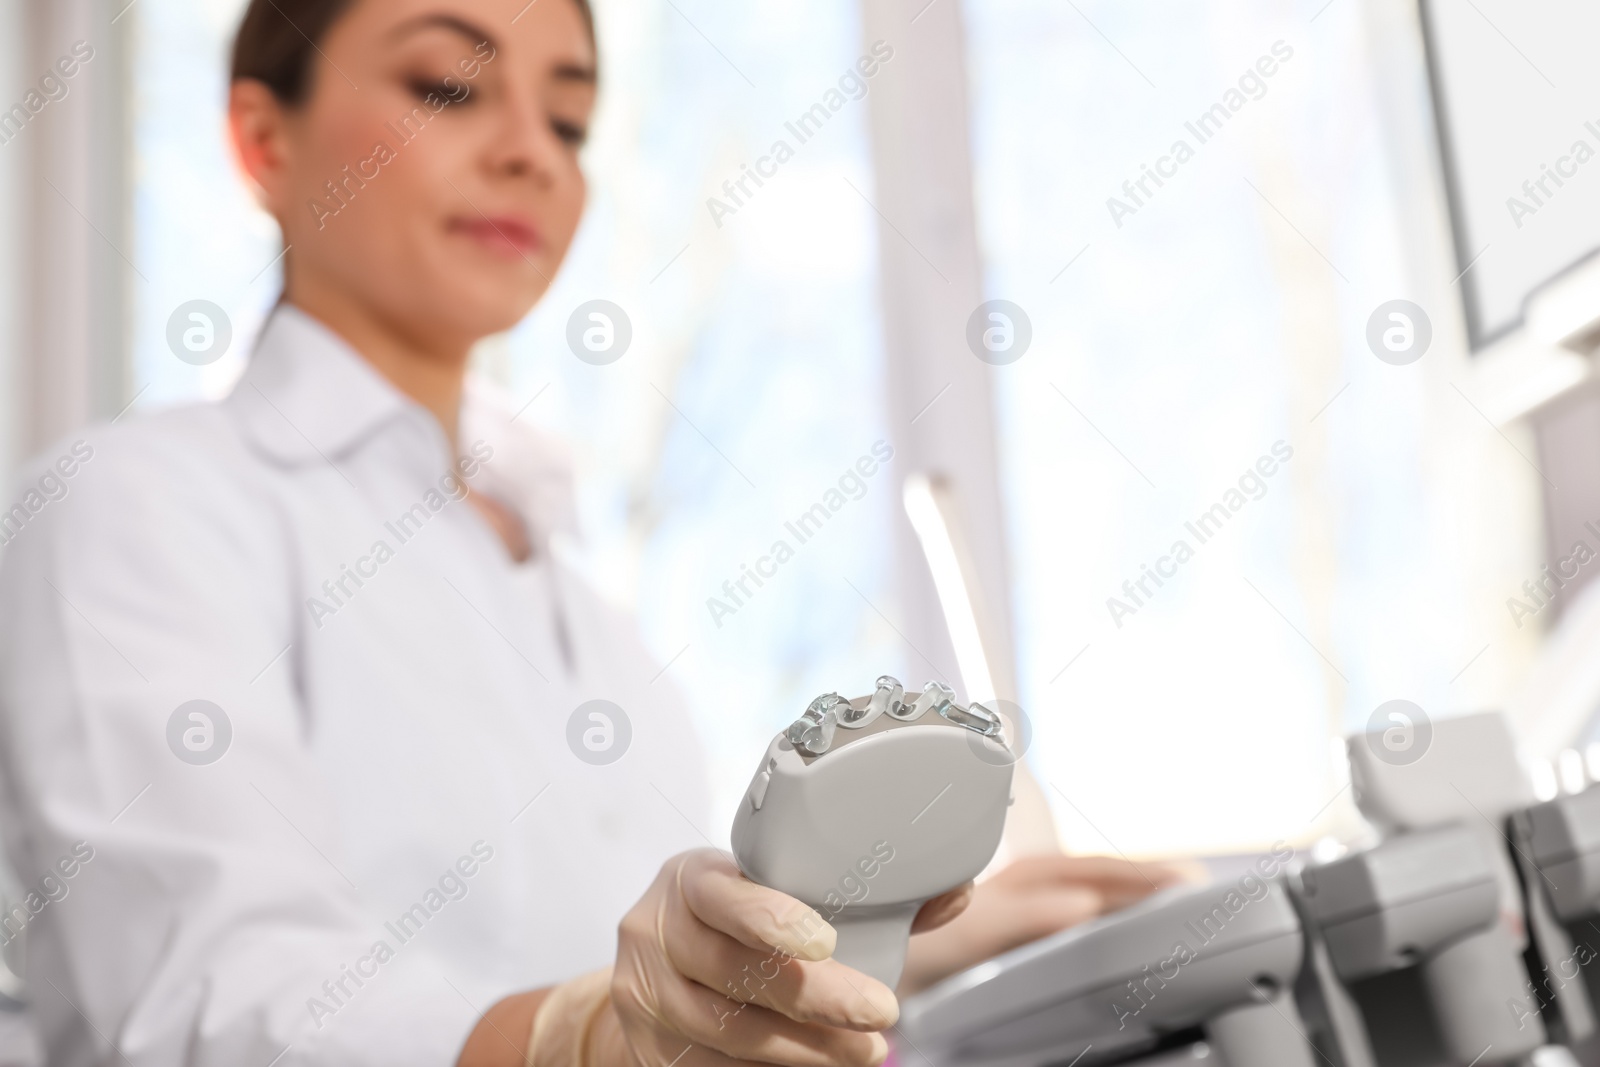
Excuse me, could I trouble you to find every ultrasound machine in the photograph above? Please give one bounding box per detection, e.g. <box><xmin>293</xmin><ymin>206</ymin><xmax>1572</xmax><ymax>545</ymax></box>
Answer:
<box><xmin>895</xmin><ymin>712</ymin><xmax>1600</xmax><ymax>1067</ymax></box>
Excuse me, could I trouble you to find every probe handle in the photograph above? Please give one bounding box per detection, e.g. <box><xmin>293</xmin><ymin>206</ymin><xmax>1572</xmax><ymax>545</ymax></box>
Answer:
<box><xmin>829</xmin><ymin>901</ymin><xmax>924</xmax><ymax>989</ymax></box>
<box><xmin>1208</xmin><ymin>991</ymin><xmax>1319</xmax><ymax>1067</ymax></box>
<box><xmin>1420</xmin><ymin>923</ymin><xmax>1545</xmax><ymax>1064</ymax></box>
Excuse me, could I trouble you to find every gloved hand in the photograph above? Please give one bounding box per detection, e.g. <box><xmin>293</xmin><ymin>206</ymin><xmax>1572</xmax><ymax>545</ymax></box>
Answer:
<box><xmin>524</xmin><ymin>848</ymin><xmax>972</xmax><ymax>1067</ymax></box>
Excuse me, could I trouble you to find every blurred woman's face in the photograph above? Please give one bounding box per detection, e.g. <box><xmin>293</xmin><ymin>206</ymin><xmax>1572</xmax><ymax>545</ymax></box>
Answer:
<box><xmin>234</xmin><ymin>0</ymin><xmax>596</xmax><ymax>345</ymax></box>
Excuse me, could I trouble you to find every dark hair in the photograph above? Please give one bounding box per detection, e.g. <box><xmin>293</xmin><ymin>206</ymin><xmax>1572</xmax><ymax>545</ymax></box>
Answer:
<box><xmin>231</xmin><ymin>0</ymin><xmax>597</xmax><ymax>106</ymax></box>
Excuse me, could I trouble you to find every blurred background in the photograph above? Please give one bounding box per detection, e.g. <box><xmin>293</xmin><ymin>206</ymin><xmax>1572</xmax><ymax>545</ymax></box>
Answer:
<box><xmin>7</xmin><ymin>0</ymin><xmax>1600</xmax><ymax>1030</ymax></box>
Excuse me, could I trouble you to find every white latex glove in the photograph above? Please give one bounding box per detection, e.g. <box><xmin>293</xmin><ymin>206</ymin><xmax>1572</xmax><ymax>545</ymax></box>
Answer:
<box><xmin>526</xmin><ymin>849</ymin><xmax>971</xmax><ymax>1067</ymax></box>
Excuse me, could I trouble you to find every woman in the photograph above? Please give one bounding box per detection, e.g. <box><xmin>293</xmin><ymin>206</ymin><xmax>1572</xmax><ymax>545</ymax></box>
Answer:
<box><xmin>0</xmin><ymin>1</ymin><xmax>1179</xmax><ymax>1064</ymax></box>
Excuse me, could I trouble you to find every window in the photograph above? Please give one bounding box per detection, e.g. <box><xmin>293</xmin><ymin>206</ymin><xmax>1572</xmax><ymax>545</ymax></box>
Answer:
<box><xmin>963</xmin><ymin>0</ymin><xmax>1540</xmax><ymax>855</ymax></box>
<box><xmin>132</xmin><ymin>0</ymin><xmax>278</xmax><ymax>409</ymax></box>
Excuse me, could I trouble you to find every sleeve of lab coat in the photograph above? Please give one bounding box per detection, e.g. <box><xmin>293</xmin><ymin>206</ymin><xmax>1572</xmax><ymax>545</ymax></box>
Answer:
<box><xmin>0</xmin><ymin>428</ymin><xmax>500</xmax><ymax>1067</ymax></box>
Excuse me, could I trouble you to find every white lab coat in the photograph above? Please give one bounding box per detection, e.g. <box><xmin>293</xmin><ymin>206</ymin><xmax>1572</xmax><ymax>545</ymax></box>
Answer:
<box><xmin>0</xmin><ymin>306</ymin><xmax>710</xmax><ymax>1066</ymax></box>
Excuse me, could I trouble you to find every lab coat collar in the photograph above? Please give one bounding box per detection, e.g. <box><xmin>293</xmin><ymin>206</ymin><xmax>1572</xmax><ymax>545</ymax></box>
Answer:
<box><xmin>228</xmin><ymin>303</ymin><xmax>435</xmax><ymax>469</ymax></box>
<box><xmin>227</xmin><ymin>303</ymin><xmax>580</xmax><ymax>551</ymax></box>
<box><xmin>459</xmin><ymin>377</ymin><xmax>579</xmax><ymax>551</ymax></box>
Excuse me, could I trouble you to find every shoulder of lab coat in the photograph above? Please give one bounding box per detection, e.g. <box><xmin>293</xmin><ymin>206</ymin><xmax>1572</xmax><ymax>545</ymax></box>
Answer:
<box><xmin>0</xmin><ymin>377</ymin><xmax>617</xmax><ymax>1067</ymax></box>
<box><xmin>0</xmin><ymin>408</ymin><xmax>508</xmax><ymax>1065</ymax></box>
